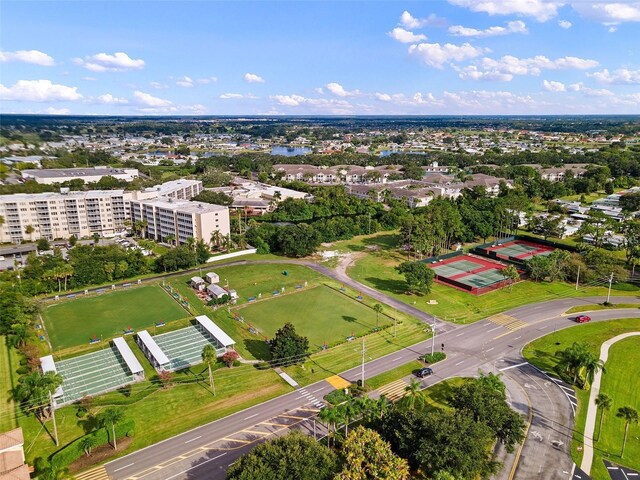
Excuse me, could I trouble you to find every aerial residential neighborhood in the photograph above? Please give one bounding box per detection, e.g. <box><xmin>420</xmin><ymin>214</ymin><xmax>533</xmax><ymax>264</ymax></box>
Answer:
<box><xmin>2</xmin><ymin>1</ymin><xmax>640</xmax><ymax>480</ymax></box>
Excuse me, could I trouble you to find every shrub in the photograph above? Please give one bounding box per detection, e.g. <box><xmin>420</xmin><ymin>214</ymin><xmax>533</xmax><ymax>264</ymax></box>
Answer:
<box><xmin>221</xmin><ymin>351</ymin><xmax>239</xmax><ymax>368</ymax></box>
<box><xmin>421</xmin><ymin>352</ymin><xmax>446</xmax><ymax>364</ymax></box>
<box><xmin>324</xmin><ymin>389</ymin><xmax>350</xmax><ymax>405</ymax></box>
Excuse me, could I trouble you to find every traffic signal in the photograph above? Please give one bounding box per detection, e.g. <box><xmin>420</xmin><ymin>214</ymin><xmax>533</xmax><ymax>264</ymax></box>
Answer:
<box><xmin>441</xmin><ymin>343</ymin><xmax>445</xmax><ymax>351</ymax></box>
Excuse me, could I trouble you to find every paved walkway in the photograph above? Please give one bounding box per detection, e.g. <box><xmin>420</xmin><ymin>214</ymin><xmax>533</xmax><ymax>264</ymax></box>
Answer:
<box><xmin>581</xmin><ymin>332</ymin><xmax>640</xmax><ymax>474</ymax></box>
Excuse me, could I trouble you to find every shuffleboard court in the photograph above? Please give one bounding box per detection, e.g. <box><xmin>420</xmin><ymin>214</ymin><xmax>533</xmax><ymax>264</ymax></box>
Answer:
<box><xmin>43</xmin><ymin>285</ymin><xmax>188</xmax><ymax>350</ymax></box>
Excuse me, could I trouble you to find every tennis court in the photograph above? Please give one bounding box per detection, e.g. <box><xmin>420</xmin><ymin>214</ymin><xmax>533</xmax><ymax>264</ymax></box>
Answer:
<box><xmin>425</xmin><ymin>254</ymin><xmax>513</xmax><ymax>295</ymax></box>
<box><xmin>479</xmin><ymin>239</ymin><xmax>555</xmax><ymax>262</ymax></box>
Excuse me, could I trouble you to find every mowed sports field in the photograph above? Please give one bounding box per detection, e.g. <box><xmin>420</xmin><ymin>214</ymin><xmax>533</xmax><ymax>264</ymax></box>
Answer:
<box><xmin>237</xmin><ymin>285</ymin><xmax>384</xmax><ymax>349</ymax></box>
<box><xmin>43</xmin><ymin>285</ymin><xmax>188</xmax><ymax>350</ymax></box>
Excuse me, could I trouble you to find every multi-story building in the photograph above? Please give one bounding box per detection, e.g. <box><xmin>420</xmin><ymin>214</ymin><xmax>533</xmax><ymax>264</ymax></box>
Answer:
<box><xmin>130</xmin><ymin>197</ymin><xmax>230</xmax><ymax>245</ymax></box>
<box><xmin>0</xmin><ymin>179</ymin><xmax>211</xmax><ymax>243</ymax></box>
<box><xmin>22</xmin><ymin>166</ymin><xmax>139</xmax><ymax>184</ymax></box>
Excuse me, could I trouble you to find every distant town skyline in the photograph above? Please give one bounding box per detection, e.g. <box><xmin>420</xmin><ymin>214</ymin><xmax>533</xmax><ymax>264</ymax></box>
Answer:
<box><xmin>1</xmin><ymin>1</ymin><xmax>639</xmax><ymax>115</ymax></box>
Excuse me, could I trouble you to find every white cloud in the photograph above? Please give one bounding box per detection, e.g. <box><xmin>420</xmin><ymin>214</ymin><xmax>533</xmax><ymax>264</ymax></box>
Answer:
<box><xmin>270</xmin><ymin>94</ymin><xmax>354</xmax><ymax>114</ymax></box>
<box><xmin>568</xmin><ymin>82</ymin><xmax>615</xmax><ymax>96</ymax></box>
<box><xmin>388</xmin><ymin>28</ymin><xmax>427</xmax><ymax>43</ymax></box>
<box><xmin>468</xmin><ymin>54</ymin><xmax>598</xmax><ymax>79</ymax></box>
<box><xmin>244</xmin><ymin>73</ymin><xmax>265</xmax><ymax>83</ymax></box>
<box><xmin>271</xmin><ymin>94</ymin><xmax>304</xmax><ymax>106</ymax></box>
<box><xmin>219</xmin><ymin>93</ymin><xmax>258</xmax><ymax>99</ymax></box>
<box><xmin>133</xmin><ymin>90</ymin><xmax>172</xmax><ymax>107</ymax></box>
<box><xmin>45</xmin><ymin>107</ymin><xmax>70</xmax><ymax>115</ymax></box>
<box><xmin>543</xmin><ymin>79</ymin><xmax>566</xmax><ymax>91</ymax></box>
<box><xmin>0</xmin><ymin>50</ymin><xmax>55</xmax><ymax>66</ymax></box>
<box><xmin>81</xmin><ymin>76</ymin><xmax>96</xmax><ymax>81</ymax></box>
<box><xmin>558</xmin><ymin>19</ymin><xmax>573</xmax><ymax>28</ymax></box>
<box><xmin>448</xmin><ymin>0</ymin><xmax>563</xmax><ymax>22</ymax></box>
<box><xmin>176</xmin><ymin>76</ymin><xmax>194</xmax><ymax>87</ymax></box>
<box><xmin>0</xmin><ymin>79</ymin><xmax>82</xmax><ymax>102</ymax></box>
<box><xmin>399</xmin><ymin>11</ymin><xmax>446</xmax><ymax>29</ymax></box>
<box><xmin>150</xmin><ymin>81</ymin><xmax>168</xmax><ymax>89</ymax></box>
<box><xmin>96</xmin><ymin>93</ymin><xmax>129</xmax><ymax>104</ymax></box>
<box><xmin>74</xmin><ymin>52</ymin><xmax>145</xmax><ymax>72</ymax></box>
<box><xmin>449</xmin><ymin>20</ymin><xmax>527</xmax><ymax>37</ymax></box>
<box><xmin>407</xmin><ymin>42</ymin><xmax>488</xmax><ymax>68</ymax></box>
<box><xmin>325</xmin><ymin>82</ymin><xmax>360</xmax><ymax>97</ymax></box>
<box><xmin>588</xmin><ymin>68</ymin><xmax>640</xmax><ymax>84</ymax></box>
<box><xmin>375</xmin><ymin>93</ymin><xmax>392</xmax><ymax>101</ymax></box>
<box><xmin>456</xmin><ymin>65</ymin><xmax>514</xmax><ymax>81</ymax></box>
<box><xmin>571</xmin><ymin>2</ymin><xmax>640</xmax><ymax>25</ymax></box>
<box><xmin>196</xmin><ymin>76</ymin><xmax>217</xmax><ymax>84</ymax></box>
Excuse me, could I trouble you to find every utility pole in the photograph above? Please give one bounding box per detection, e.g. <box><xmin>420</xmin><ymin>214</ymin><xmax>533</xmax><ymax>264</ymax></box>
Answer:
<box><xmin>607</xmin><ymin>272</ymin><xmax>614</xmax><ymax>303</ymax></box>
<box><xmin>361</xmin><ymin>337</ymin><xmax>365</xmax><ymax>388</ymax></box>
<box><xmin>431</xmin><ymin>316</ymin><xmax>436</xmax><ymax>356</ymax></box>
<box><xmin>49</xmin><ymin>392</ymin><xmax>58</xmax><ymax>446</ymax></box>
<box><xmin>393</xmin><ymin>315</ymin><xmax>397</xmax><ymax>338</ymax></box>
<box><xmin>575</xmin><ymin>265</ymin><xmax>580</xmax><ymax>290</ymax></box>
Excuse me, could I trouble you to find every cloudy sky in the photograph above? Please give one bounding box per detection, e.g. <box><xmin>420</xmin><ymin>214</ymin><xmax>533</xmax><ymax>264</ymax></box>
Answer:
<box><xmin>1</xmin><ymin>1</ymin><xmax>639</xmax><ymax>115</ymax></box>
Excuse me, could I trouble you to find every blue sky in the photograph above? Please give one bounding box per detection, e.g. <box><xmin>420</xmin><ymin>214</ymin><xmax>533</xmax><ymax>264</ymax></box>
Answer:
<box><xmin>1</xmin><ymin>1</ymin><xmax>639</xmax><ymax>115</ymax></box>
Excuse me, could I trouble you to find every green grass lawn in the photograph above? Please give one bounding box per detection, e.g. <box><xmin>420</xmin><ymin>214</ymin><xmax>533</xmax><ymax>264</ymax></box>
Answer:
<box><xmin>421</xmin><ymin>377</ymin><xmax>467</xmax><ymax>411</ymax></box>
<box><xmin>366</xmin><ymin>361</ymin><xmax>424</xmax><ymax>390</ymax></box>
<box><xmin>522</xmin><ymin>318</ymin><xmax>640</xmax><ymax>479</ymax></box>
<box><xmin>565</xmin><ymin>304</ymin><xmax>640</xmax><ymax>314</ymax></box>
<box><xmin>348</xmin><ymin>247</ymin><xmax>636</xmax><ymax>323</ymax></box>
<box><xmin>42</xmin><ymin>285</ymin><xmax>189</xmax><ymax>351</ymax></box>
<box><xmin>0</xmin><ymin>338</ymin><xmax>19</xmax><ymax>431</ymax></box>
<box><xmin>238</xmin><ymin>285</ymin><xmax>384</xmax><ymax>350</ymax></box>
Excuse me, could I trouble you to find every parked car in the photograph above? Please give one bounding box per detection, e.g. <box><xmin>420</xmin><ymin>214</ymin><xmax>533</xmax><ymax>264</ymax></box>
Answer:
<box><xmin>575</xmin><ymin>315</ymin><xmax>591</xmax><ymax>323</ymax></box>
<box><xmin>415</xmin><ymin>367</ymin><xmax>434</xmax><ymax>378</ymax></box>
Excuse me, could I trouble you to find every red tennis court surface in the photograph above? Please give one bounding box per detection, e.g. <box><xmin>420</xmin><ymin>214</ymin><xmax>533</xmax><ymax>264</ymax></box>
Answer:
<box><xmin>479</xmin><ymin>239</ymin><xmax>555</xmax><ymax>262</ymax></box>
<box><xmin>425</xmin><ymin>254</ymin><xmax>513</xmax><ymax>295</ymax></box>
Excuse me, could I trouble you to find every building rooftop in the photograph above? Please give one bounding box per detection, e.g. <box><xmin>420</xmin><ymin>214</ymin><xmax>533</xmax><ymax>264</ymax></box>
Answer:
<box><xmin>138</xmin><ymin>197</ymin><xmax>227</xmax><ymax>214</ymax></box>
<box><xmin>0</xmin><ymin>189</ymin><xmax>126</xmax><ymax>203</ymax></box>
<box><xmin>22</xmin><ymin>167</ymin><xmax>137</xmax><ymax>179</ymax></box>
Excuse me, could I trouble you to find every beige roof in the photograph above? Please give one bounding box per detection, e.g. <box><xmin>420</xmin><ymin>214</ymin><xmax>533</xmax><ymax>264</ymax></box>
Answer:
<box><xmin>0</xmin><ymin>429</ymin><xmax>23</xmax><ymax>452</ymax></box>
<box><xmin>0</xmin><ymin>463</ymin><xmax>30</xmax><ymax>480</ymax></box>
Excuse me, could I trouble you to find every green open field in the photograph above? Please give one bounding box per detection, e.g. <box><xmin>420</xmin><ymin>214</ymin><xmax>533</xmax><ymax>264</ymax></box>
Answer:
<box><xmin>237</xmin><ymin>285</ymin><xmax>384</xmax><ymax>349</ymax></box>
<box><xmin>0</xmin><ymin>338</ymin><xmax>19</xmax><ymax>431</ymax></box>
<box><xmin>42</xmin><ymin>285</ymin><xmax>188</xmax><ymax>351</ymax></box>
<box><xmin>523</xmin><ymin>318</ymin><xmax>640</xmax><ymax>479</ymax></box>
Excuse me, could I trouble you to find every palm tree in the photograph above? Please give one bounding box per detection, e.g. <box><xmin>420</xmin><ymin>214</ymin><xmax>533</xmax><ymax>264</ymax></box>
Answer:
<box><xmin>595</xmin><ymin>393</ymin><xmax>612</xmax><ymax>442</ymax></box>
<box><xmin>616</xmin><ymin>406</ymin><xmax>639</xmax><ymax>458</ymax></box>
<box><xmin>78</xmin><ymin>435</ymin><xmax>98</xmax><ymax>457</ymax></box>
<box><xmin>165</xmin><ymin>234</ymin><xmax>176</xmax><ymax>247</ymax></box>
<box><xmin>25</xmin><ymin>224</ymin><xmax>35</xmax><ymax>241</ymax></box>
<box><xmin>60</xmin><ymin>264</ymin><xmax>74</xmax><ymax>291</ymax></box>
<box><xmin>373</xmin><ymin>304</ymin><xmax>383</xmax><ymax>327</ymax></box>
<box><xmin>15</xmin><ymin>371</ymin><xmax>63</xmax><ymax>419</ymax></box>
<box><xmin>318</xmin><ymin>406</ymin><xmax>341</xmax><ymax>447</ymax></box>
<box><xmin>556</xmin><ymin>342</ymin><xmax>589</xmax><ymax>385</ymax></box>
<box><xmin>339</xmin><ymin>398</ymin><xmax>360</xmax><ymax>436</ymax></box>
<box><xmin>99</xmin><ymin>407</ymin><xmax>125</xmax><ymax>450</ymax></box>
<box><xmin>185</xmin><ymin>236</ymin><xmax>197</xmax><ymax>266</ymax></box>
<box><xmin>581</xmin><ymin>353</ymin><xmax>606</xmax><ymax>389</ymax></box>
<box><xmin>210</xmin><ymin>230</ymin><xmax>223</xmax><ymax>249</ymax></box>
<box><xmin>201</xmin><ymin>344</ymin><xmax>217</xmax><ymax>395</ymax></box>
<box><xmin>403</xmin><ymin>379</ymin><xmax>424</xmax><ymax>410</ymax></box>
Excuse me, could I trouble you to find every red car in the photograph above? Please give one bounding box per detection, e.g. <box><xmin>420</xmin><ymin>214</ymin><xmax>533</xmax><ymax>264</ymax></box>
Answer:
<box><xmin>575</xmin><ymin>315</ymin><xmax>591</xmax><ymax>323</ymax></box>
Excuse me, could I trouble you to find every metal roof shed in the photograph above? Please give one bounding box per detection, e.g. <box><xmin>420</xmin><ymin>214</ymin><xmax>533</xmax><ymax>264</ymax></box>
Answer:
<box><xmin>39</xmin><ymin>355</ymin><xmax>64</xmax><ymax>398</ymax></box>
<box><xmin>195</xmin><ymin>315</ymin><xmax>235</xmax><ymax>348</ymax></box>
<box><xmin>136</xmin><ymin>330</ymin><xmax>170</xmax><ymax>370</ymax></box>
<box><xmin>112</xmin><ymin>337</ymin><xmax>144</xmax><ymax>376</ymax></box>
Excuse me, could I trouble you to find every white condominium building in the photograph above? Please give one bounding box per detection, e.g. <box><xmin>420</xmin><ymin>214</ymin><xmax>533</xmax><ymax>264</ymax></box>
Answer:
<box><xmin>21</xmin><ymin>166</ymin><xmax>140</xmax><ymax>185</ymax></box>
<box><xmin>130</xmin><ymin>197</ymin><xmax>230</xmax><ymax>245</ymax></box>
<box><xmin>0</xmin><ymin>179</ymin><xmax>219</xmax><ymax>244</ymax></box>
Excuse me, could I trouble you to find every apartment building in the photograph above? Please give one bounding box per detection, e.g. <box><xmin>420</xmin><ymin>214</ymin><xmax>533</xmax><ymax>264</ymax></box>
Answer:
<box><xmin>21</xmin><ymin>166</ymin><xmax>140</xmax><ymax>184</ymax></box>
<box><xmin>0</xmin><ymin>179</ymin><xmax>206</xmax><ymax>243</ymax></box>
<box><xmin>130</xmin><ymin>197</ymin><xmax>230</xmax><ymax>245</ymax></box>
<box><xmin>274</xmin><ymin>164</ymin><xmax>402</xmax><ymax>184</ymax></box>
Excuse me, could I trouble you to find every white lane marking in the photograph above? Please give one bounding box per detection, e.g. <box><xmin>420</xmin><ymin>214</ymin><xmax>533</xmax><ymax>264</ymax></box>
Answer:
<box><xmin>312</xmin><ymin>387</ymin><xmax>324</xmax><ymax>393</ymax></box>
<box><xmin>392</xmin><ymin>357</ymin><xmax>403</xmax><ymax>362</ymax></box>
<box><xmin>112</xmin><ymin>463</ymin><xmax>135</xmax><ymax>473</ymax></box>
<box><xmin>486</xmin><ymin>347</ymin><xmax>495</xmax><ymax>352</ymax></box>
<box><xmin>514</xmin><ymin>336</ymin><xmax>522</xmax><ymax>340</ymax></box>
<box><xmin>165</xmin><ymin>452</ymin><xmax>228</xmax><ymax>480</ymax></box>
<box><xmin>540</xmin><ymin>325</ymin><xmax>548</xmax><ymax>329</ymax></box>
<box><xmin>499</xmin><ymin>361</ymin><xmax>528</xmax><ymax>371</ymax></box>
<box><xmin>487</xmin><ymin>326</ymin><xmax>502</xmax><ymax>332</ymax></box>
<box><xmin>185</xmin><ymin>435</ymin><xmax>202</xmax><ymax>444</ymax></box>
<box><xmin>455</xmin><ymin>361</ymin><xmax>464</xmax><ymax>366</ymax></box>
<box><xmin>244</xmin><ymin>413</ymin><xmax>259</xmax><ymax>420</ymax></box>
<box><xmin>456</xmin><ymin>332</ymin><xmax>465</xmax><ymax>337</ymax></box>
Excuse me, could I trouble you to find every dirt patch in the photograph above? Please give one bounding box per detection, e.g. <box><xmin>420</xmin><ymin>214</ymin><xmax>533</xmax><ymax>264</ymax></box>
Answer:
<box><xmin>68</xmin><ymin>436</ymin><xmax>133</xmax><ymax>473</ymax></box>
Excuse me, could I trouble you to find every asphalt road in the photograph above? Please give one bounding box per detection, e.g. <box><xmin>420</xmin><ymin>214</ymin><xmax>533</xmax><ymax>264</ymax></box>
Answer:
<box><xmin>104</xmin><ymin>295</ymin><xmax>640</xmax><ymax>480</ymax></box>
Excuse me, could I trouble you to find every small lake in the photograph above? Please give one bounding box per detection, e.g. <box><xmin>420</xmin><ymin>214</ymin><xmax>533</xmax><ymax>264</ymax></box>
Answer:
<box><xmin>379</xmin><ymin>150</ymin><xmax>428</xmax><ymax>157</ymax></box>
<box><xmin>271</xmin><ymin>146</ymin><xmax>312</xmax><ymax>156</ymax></box>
